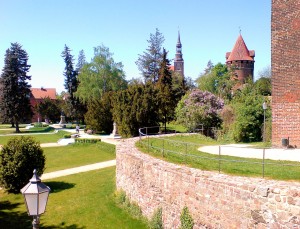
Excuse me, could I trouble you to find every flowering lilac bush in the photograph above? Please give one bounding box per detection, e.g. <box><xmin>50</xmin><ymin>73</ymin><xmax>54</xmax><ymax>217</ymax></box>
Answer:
<box><xmin>175</xmin><ymin>89</ymin><xmax>224</xmax><ymax>131</ymax></box>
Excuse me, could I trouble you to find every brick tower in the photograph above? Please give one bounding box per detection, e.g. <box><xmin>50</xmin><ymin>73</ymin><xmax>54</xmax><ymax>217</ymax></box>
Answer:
<box><xmin>272</xmin><ymin>1</ymin><xmax>300</xmax><ymax>147</ymax></box>
<box><xmin>226</xmin><ymin>34</ymin><xmax>255</xmax><ymax>83</ymax></box>
<box><xmin>174</xmin><ymin>31</ymin><xmax>184</xmax><ymax>77</ymax></box>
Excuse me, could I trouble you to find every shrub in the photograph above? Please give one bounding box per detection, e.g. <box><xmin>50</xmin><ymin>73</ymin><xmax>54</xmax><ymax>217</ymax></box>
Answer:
<box><xmin>175</xmin><ymin>89</ymin><xmax>224</xmax><ymax>132</ymax></box>
<box><xmin>75</xmin><ymin>138</ymin><xmax>101</xmax><ymax>144</ymax></box>
<box><xmin>114</xmin><ymin>189</ymin><xmax>126</xmax><ymax>205</ymax></box>
<box><xmin>180</xmin><ymin>206</ymin><xmax>194</xmax><ymax>229</ymax></box>
<box><xmin>0</xmin><ymin>136</ymin><xmax>45</xmax><ymax>193</ymax></box>
<box><xmin>64</xmin><ymin>134</ymin><xmax>72</xmax><ymax>138</ymax></box>
<box><xmin>149</xmin><ymin>207</ymin><xmax>163</xmax><ymax>229</ymax></box>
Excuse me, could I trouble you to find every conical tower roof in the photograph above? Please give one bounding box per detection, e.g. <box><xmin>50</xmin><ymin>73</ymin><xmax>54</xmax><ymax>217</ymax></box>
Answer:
<box><xmin>226</xmin><ymin>35</ymin><xmax>254</xmax><ymax>62</ymax></box>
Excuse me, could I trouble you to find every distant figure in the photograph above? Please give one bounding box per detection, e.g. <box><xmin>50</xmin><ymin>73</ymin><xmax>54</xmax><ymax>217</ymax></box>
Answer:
<box><xmin>76</xmin><ymin>125</ymin><xmax>80</xmax><ymax>134</ymax></box>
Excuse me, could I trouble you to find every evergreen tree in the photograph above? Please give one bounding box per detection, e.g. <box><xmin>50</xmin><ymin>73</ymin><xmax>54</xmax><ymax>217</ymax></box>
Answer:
<box><xmin>136</xmin><ymin>28</ymin><xmax>165</xmax><ymax>83</ymax></box>
<box><xmin>61</xmin><ymin>45</ymin><xmax>86</xmax><ymax>122</ymax></box>
<box><xmin>76</xmin><ymin>49</ymin><xmax>86</xmax><ymax>73</ymax></box>
<box><xmin>112</xmin><ymin>82</ymin><xmax>159</xmax><ymax>137</ymax></box>
<box><xmin>84</xmin><ymin>92</ymin><xmax>113</xmax><ymax>134</ymax></box>
<box><xmin>156</xmin><ymin>48</ymin><xmax>176</xmax><ymax>132</ymax></box>
<box><xmin>0</xmin><ymin>43</ymin><xmax>32</xmax><ymax>132</ymax></box>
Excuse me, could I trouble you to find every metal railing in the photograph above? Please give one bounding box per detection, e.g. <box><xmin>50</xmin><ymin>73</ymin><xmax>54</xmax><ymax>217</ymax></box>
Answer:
<box><xmin>138</xmin><ymin>127</ymin><xmax>300</xmax><ymax>180</ymax></box>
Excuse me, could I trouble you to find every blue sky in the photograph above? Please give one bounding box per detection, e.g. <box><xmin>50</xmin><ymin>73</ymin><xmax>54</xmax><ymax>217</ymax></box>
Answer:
<box><xmin>0</xmin><ymin>0</ymin><xmax>271</xmax><ymax>93</ymax></box>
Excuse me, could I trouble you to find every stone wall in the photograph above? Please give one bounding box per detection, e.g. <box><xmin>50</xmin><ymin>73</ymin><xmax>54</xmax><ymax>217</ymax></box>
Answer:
<box><xmin>116</xmin><ymin>138</ymin><xmax>300</xmax><ymax>228</ymax></box>
<box><xmin>272</xmin><ymin>0</ymin><xmax>300</xmax><ymax>147</ymax></box>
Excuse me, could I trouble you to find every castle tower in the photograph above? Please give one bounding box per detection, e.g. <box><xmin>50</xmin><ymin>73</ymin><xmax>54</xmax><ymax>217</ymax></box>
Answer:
<box><xmin>226</xmin><ymin>34</ymin><xmax>255</xmax><ymax>83</ymax></box>
<box><xmin>272</xmin><ymin>1</ymin><xmax>300</xmax><ymax>147</ymax></box>
<box><xmin>174</xmin><ymin>31</ymin><xmax>184</xmax><ymax>77</ymax></box>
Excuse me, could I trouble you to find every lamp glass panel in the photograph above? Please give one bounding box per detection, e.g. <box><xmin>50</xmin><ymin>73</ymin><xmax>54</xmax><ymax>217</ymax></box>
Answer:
<box><xmin>25</xmin><ymin>194</ymin><xmax>38</xmax><ymax>215</ymax></box>
<box><xmin>38</xmin><ymin>192</ymin><xmax>49</xmax><ymax>214</ymax></box>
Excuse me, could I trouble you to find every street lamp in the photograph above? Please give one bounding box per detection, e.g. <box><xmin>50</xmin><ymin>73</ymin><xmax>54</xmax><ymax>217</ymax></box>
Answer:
<box><xmin>21</xmin><ymin>169</ymin><xmax>51</xmax><ymax>229</ymax></box>
<box><xmin>262</xmin><ymin>101</ymin><xmax>267</xmax><ymax>142</ymax></box>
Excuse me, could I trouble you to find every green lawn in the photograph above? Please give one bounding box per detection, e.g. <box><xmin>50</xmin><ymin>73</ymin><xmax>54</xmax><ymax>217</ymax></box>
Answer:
<box><xmin>137</xmin><ymin>134</ymin><xmax>300</xmax><ymax>181</ymax></box>
<box><xmin>44</xmin><ymin>142</ymin><xmax>116</xmax><ymax>173</ymax></box>
<box><xmin>0</xmin><ymin>124</ymin><xmax>27</xmax><ymax>129</ymax></box>
<box><xmin>0</xmin><ymin>168</ymin><xmax>148</xmax><ymax>229</ymax></box>
<box><xmin>0</xmin><ymin>130</ymin><xmax>69</xmax><ymax>145</ymax></box>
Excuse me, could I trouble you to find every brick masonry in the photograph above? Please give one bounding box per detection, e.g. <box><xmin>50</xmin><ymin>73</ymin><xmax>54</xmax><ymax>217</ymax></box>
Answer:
<box><xmin>116</xmin><ymin>138</ymin><xmax>300</xmax><ymax>228</ymax></box>
<box><xmin>272</xmin><ymin>0</ymin><xmax>300</xmax><ymax>147</ymax></box>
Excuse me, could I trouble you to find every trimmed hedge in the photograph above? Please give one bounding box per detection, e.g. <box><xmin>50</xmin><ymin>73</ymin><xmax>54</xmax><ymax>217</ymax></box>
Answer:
<box><xmin>75</xmin><ymin>138</ymin><xmax>101</xmax><ymax>144</ymax></box>
<box><xmin>64</xmin><ymin>134</ymin><xmax>72</xmax><ymax>138</ymax></box>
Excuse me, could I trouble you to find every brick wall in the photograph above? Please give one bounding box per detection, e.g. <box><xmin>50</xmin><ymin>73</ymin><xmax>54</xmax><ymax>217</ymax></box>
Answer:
<box><xmin>272</xmin><ymin>0</ymin><xmax>300</xmax><ymax>147</ymax></box>
<box><xmin>116</xmin><ymin>138</ymin><xmax>300</xmax><ymax>228</ymax></box>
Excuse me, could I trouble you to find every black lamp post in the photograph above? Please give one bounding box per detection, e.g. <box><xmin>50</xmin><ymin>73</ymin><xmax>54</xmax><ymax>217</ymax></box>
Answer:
<box><xmin>262</xmin><ymin>102</ymin><xmax>267</xmax><ymax>142</ymax></box>
<box><xmin>21</xmin><ymin>169</ymin><xmax>51</xmax><ymax>229</ymax></box>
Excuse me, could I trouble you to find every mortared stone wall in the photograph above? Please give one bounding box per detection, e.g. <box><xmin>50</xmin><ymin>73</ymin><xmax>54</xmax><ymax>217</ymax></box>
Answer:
<box><xmin>116</xmin><ymin>138</ymin><xmax>300</xmax><ymax>228</ymax></box>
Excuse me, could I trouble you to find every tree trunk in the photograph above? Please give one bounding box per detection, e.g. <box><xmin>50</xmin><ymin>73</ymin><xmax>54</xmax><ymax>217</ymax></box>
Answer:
<box><xmin>15</xmin><ymin>122</ymin><xmax>20</xmax><ymax>133</ymax></box>
<box><xmin>11</xmin><ymin>122</ymin><xmax>15</xmax><ymax>128</ymax></box>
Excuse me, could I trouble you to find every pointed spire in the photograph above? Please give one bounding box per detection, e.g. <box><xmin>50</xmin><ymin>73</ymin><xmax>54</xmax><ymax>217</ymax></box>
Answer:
<box><xmin>177</xmin><ymin>30</ymin><xmax>181</xmax><ymax>45</ymax></box>
<box><xmin>226</xmin><ymin>34</ymin><xmax>255</xmax><ymax>62</ymax></box>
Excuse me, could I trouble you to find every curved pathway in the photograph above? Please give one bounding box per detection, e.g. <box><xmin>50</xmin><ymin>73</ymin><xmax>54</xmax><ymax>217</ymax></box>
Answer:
<box><xmin>41</xmin><ymin>160</ymin><xmax>116</xmax><ymax>180</ymax></box>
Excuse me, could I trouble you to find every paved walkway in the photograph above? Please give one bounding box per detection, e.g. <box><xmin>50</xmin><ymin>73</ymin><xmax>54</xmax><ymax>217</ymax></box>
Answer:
<box><xmin>198</xmin><ymin>144</ymin><xmax>300</xmax><ymax>162</ymax></box>
<box><xmin>41</xmin><ymin>160</ymin><xmax>116</xmax><ymax>180</ymax></box>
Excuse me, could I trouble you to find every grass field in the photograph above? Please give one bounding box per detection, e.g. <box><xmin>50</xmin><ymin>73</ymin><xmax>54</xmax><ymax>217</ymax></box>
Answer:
<box><xmin>44</xmin><ymin>142</ymin><xmax>116</xmax><ymax>173</ymax></box>
<box><xmin>0</xmin><ymin>130</ymin><xmax>69</xmax><ymax>145</ymax></box>
<box><xmin>137</xmin><ymin>134</ymin><xmax>300</xmax><ymax>181</ymax></box>
<box><xmin>0</xmin><ymin>168</ymin><xmax>148</xmax><ymax>229</ymax></box>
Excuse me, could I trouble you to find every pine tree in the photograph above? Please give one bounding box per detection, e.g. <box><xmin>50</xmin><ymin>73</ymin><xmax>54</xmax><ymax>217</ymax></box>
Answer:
<box><xmin>61</xmin><ymin>45</ymin><xmax>84</xmax><ymax>122</ymax></box>
<box><xmin>136</xmin><ymin>28</ymin><xmax>165</xmax><ymax>83</ymax></box>
<box><xmin>76</xmin><ymin>49</ymin><xmax>86</xmax><ymax>73</ymax></box>
<box><xmin>156</xmin><ymin>48</ymin><xmax>175</xmax><ymax>132</ymax></box>
<box><xmin>0</xmin><ymin>43</ymin><xmax>32</xmax><ymax>132</ymax></box>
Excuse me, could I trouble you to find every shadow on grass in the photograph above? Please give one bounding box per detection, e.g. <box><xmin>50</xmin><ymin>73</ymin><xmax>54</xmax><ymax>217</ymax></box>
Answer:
<box><xmin>44</xmin><ymin>181</ymin><xmax>75</xmax><ymax>193</ymax></box>
<box><xmin>0</xmin><ymin>200</ymin><xmax>85</xmax><ymax>229</ymax></box>
<box><xmin>41</xmin><ymin>223</ymin><xmax>86</xmax><ymax>229</ymax></box>
<box><xmin>0</xmin><ymin>200</ymin><xmax>32</xmax><ymax>229</ymax></box>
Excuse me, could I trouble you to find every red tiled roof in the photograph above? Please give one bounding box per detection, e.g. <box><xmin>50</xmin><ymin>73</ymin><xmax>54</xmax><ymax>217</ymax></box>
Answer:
<box><xmin>31</xmin><ymin>88</ymin><xmax>56</xmax><ymax>100</ymax></box>
<box><xmin>226</xmin><ymin>35</ymin><xmax>255</xmax><ymax>62</ymax></box>
<box><xmin>169</xmin><ymin>65</ymin><xmax>175</xmax><ymax>71</ymax></box>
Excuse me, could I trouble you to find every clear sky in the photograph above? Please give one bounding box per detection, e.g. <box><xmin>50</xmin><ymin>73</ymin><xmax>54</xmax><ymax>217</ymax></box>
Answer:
<box><xmin>0</xmin><ymin>0</ymin><xmax>271</xmax><ymax>93</ymax></box>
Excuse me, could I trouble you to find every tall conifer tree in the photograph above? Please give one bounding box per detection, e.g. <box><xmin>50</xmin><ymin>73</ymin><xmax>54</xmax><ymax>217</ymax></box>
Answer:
<box><xmin>0</xmin><ymin>43</ymin><xmax>32</xmax><ymax>132</ymax></box>
<box><xmin>156</xmin><ymin>48</ymin><xmax>175</xmax><ymax>132</ymax></box>
<box><xmin>136</xmin><ymin>28</ymin><xmax>165</xmax><ymax>83</ymax></box>
<box><xmin>61</xmin><ymin>45</ymin><xmax>83</xmax><ymax>121</ymax></box>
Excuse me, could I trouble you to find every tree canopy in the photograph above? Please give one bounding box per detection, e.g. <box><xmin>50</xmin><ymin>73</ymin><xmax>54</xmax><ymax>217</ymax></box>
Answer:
<box><xmin>196</xmin><ymin>62</ymin><xmax>234</xmax><ymax>101</ymax></box>
<box><xmin>0</xmin><ymin>43</ymin><xmax>32</xmax><ymax>132</ymax></box>
<box><xmin>136</xmin><ymin>28</ymin><xmax>165</xmax><ymax>83</ymax></box>
<box><xmin>75</xmin><ymin>45</ymin><xmax>127</xmax><ymax>103</ymax></box>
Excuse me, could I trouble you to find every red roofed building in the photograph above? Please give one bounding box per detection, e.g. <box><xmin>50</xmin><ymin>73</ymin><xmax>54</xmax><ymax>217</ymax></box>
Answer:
<box><xmin>30</xmin><ymin>87</ymin><xmax>57</xmax><ymax>122</ymax></box>
<box><xmin>226</xmin><ymin>34</ymin><xmax>255</xmax><ymax>83</ymax></box>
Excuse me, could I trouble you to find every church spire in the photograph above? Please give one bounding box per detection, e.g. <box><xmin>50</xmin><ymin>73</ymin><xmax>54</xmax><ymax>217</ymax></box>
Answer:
<box><xmin>177</xmin><ymin>30</ymin><xmax>181</xmax><ymax>45</ymax></box>
<box><xmin>174</xmin><ymin>30</ymin><xmax>184</xmax><ymax>77</ymax></box>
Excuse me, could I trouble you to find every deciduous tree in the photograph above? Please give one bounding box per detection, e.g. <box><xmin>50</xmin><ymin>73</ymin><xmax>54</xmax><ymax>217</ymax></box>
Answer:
<box><xmin>34</xmin><ymin>97</ymin><xmax>61</xmax><ymax>123</ymax></box>
<box><xmin>75</xmin><ymin>45</ymin><xmax>127</xmax><ymax>103</ymax></box>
